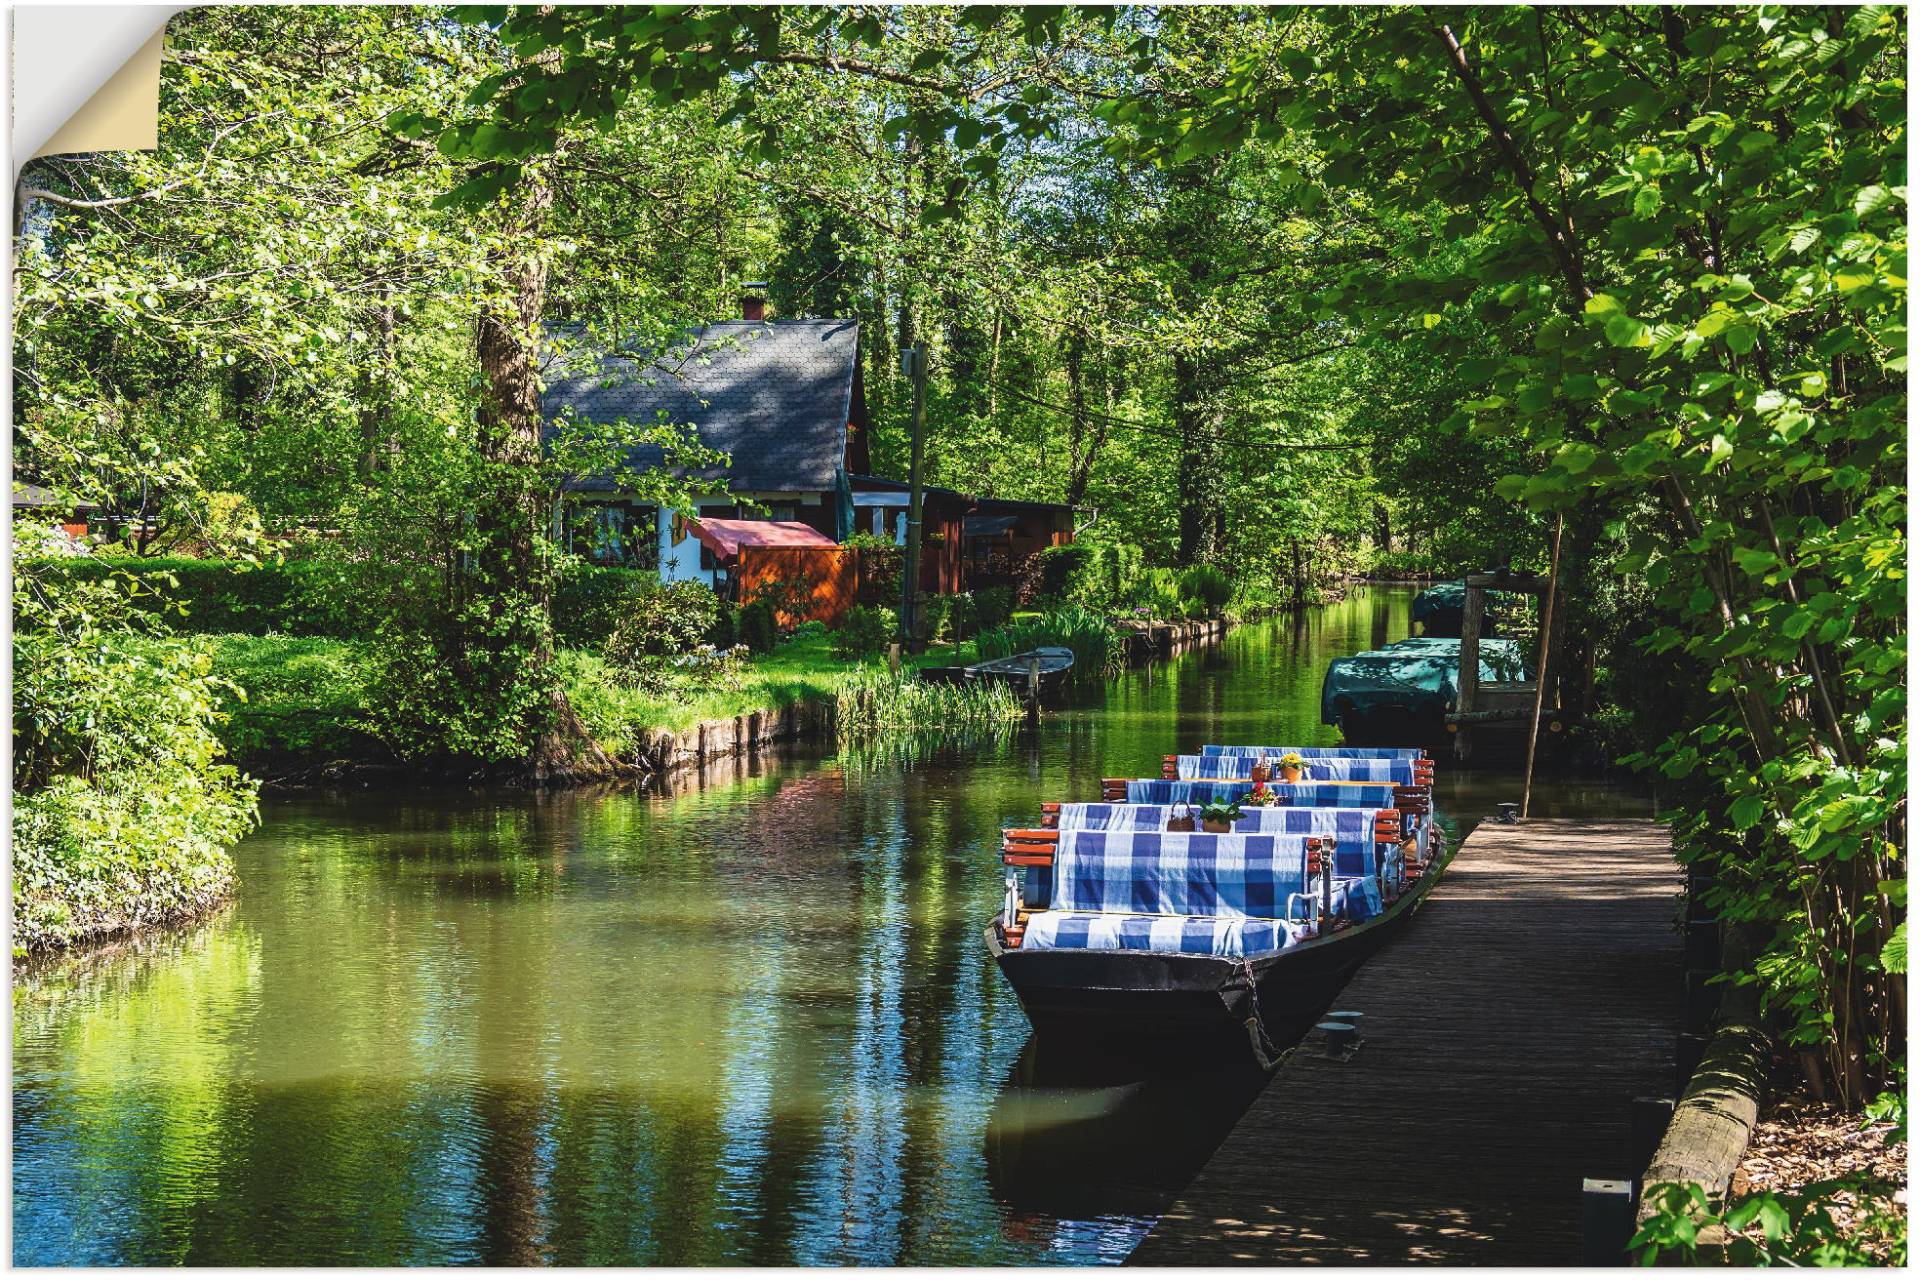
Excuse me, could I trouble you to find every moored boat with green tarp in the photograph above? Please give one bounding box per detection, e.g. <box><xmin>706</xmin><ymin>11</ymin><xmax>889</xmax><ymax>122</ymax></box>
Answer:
<box><xmin>1321</xmin><ymin>636</ymin><xmax>1528</xmax><ymax>748</ymax></box>
<box><xmin>1410</xmin><ymin>576</ymin><xmax>1521</xmax><ymax>637</ymax></box>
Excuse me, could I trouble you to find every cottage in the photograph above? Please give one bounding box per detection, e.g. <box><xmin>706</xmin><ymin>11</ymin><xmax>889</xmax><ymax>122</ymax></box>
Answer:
<box><xmin>542</xmin><ymin>290</ymin><xmax>1081</xmax><ymax>602</ymax></box>
<box><xmin>962</xmin><ymin>496</ymin><xmax>1077</xmax><ymax>592</ymax></box>
<box><xmin>541</xmin><ymin>288</ymin><xmax>871</xmax><ymax>591</ymax></box>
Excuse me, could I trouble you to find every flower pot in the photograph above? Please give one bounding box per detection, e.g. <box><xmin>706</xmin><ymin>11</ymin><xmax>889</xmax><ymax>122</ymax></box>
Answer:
<box><xmin>1281</xmin><ymin>765</ymin><xmax>1303</xmax><ymax>784</ymax></box>
<box><xmin>1202</xmin><ymin>819</ymin><xmax>1231</xmax><ymax>834</ymax></box>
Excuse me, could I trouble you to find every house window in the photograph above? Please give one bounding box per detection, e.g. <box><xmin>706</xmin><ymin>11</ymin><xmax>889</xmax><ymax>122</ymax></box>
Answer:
<box><xmin>568</xmin><ymin>501</ymin><xmax>658</xmax><ymax>569</ymax></box>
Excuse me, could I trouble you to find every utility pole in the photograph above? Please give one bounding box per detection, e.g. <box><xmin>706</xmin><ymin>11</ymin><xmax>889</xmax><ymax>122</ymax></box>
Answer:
<box><xmin>899</xmin><ymin>345</ymin><xmax>929</xmax><ymax>652</ymax></box>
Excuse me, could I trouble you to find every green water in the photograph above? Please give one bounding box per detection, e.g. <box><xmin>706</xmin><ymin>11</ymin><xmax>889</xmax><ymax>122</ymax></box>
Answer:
<box><xmin>12</xmin><ymin>587</ymin><xmax>1651</xmax><ymax>1265</ymax></box>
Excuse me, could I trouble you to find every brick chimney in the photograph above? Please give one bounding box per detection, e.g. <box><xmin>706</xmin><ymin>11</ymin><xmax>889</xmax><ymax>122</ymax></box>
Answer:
<box><xmin>740</xmin><ymin>282</ymin><xmax>769</xmax><ymax>323</ymax></box>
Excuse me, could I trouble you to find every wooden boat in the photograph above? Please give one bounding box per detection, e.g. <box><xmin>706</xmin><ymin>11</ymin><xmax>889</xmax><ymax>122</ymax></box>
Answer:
<box><xmin>985</xmin><ymin>754</ymin><xmax>1449</xmax><ymax>1067</ymax></box>
<box><xmin>963</xmin><ymin>646</ymin><xmax>1074</xmax><ymax>694</ymax></box>
<box><xmin>1321</xmin><ymin>636</ymin><xmax>1529</xmax><ymax>751</ymax></box>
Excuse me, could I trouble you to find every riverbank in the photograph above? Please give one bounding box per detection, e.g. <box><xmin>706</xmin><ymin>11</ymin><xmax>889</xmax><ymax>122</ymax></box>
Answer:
<box><xmin>211</xmin><ymin>608</ymin><xmax>1255</xmax><ymax>788</ymax></box>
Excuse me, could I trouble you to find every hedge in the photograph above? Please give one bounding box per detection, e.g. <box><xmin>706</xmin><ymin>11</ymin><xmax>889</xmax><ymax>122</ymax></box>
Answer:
<box><xmin>36</xmin><ymin>557</ymin><xmax>362</xmax><ymax>636</ymax></box>
<box><xmin>36</xmin><ymin>556</ymin><xmax>666</xmax><ymax>645</ymax></box>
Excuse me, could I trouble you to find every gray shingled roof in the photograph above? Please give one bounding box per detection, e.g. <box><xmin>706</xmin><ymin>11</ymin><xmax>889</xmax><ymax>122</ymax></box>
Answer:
<box><xmin>542</xmin><ymin>319</ymin><xmax>857</xmax><ymax>493</ymax></box>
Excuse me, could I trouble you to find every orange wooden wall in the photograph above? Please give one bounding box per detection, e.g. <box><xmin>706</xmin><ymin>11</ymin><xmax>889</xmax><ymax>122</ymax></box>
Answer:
<box><xmin>738</xmin><ymin>547</ymin><xmax>859</xmax><ymax>626</ymax></box>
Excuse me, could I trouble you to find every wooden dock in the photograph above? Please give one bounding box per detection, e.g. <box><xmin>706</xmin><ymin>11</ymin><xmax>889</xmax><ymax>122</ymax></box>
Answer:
<box><xmin>1129</xmin><ymin>819</ymin><xmax>1681</xmax><ymax>1266</ymax></box>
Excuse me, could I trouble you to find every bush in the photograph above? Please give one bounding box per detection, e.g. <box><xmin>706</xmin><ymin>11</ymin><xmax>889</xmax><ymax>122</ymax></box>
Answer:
<box><xmin>33</xmin><ymin>556</ymin><xmax>359</xmax><ymax>637</ymax></box>
<box><xmin>1033</xmin><ymin>543</ymin><xmax>1095</xmax><ymax>604</ymax></box>
<box><xmin>1032</xmin><ymin>539</ymin><xmax>1145</xmax><ymax>613</ymax></box>
<box><xmin>1135</xmin><ymin>567</ymin><xmax>1187</xmax><ymax>621</ymax></box>
<box><xmin>603</xmin><ymin>579</ymin><xmax>723</xmax><ymax>676</ymax></box>
<box><xmin>917</xmin><ymin>593</ymin><xmax>976</xmax><ymax>645</ymax></box>
<box><xmin>747</xmin><ymin>572</ymin><xmax>818</xmax><ymax>627</ymax></box>
<box><xmin>706</xmin><ymin>606</ymin><xmax>738</xmax><ymax>651</ymax></box>
<box><xmin>973</xmin><ymin>585</ymin><xmax>1015</xmax><ymax>631</ymax></box>
<box><xmin>832</xmin><ymin>604</ymin><xmax>897</xmax><ymax>661</ymax></box>
<box><xmin>208</xmin><ymin>635</ymin><xmax>373</xmax><ymax>758</ymax></box>
<box><xmin>844</xmin><ymin>531</ymin><xmax>904</xmax><ymax>605</ymax></box>
<box><xmin>738</xmin><ymin>599</ymin><xmax>780</xmax><ymax>653</ymax></box>
<box><xmin>1181</xmin><ymin>564</ymin><xmax>1233</xmax><ymax>618</ymax></box>
<box><xmin>13</xmin><ymin>623</ymin><xmax>259</xmax><ymax>951</ymax></box>
<box><xmin>948</xmin><ymin>591</ymin><xmax>978</xmax><ymax>640</ymax></box>
<box><xmin>553</xmin><ymin>564</ymin><xmax>656</xmax><ymax>647</ymax></box>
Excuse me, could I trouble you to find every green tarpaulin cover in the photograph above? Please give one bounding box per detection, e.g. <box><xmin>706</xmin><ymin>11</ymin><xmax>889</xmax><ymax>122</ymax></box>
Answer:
<box><xmin>1410</xmin><ymin>578</ymin><xmax>1521</xmax><ymax>637</ymax></box>
<box><xmin>1320</xmin><ymin>636</ymin><xmax>1528</xmax><ymax>727</ymax></box>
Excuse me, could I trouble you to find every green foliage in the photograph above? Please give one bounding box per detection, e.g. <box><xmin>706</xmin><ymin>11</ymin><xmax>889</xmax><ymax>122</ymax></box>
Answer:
<box><xmin>34</xmin><ymin>556</ymin><xmax>359</xmax><ymax>637</ymax></box>
<box><xmin>207</xmin><ymin>634</ymin><xmax>373</xmax><ymax>759</ymax></box>
<box><xmin>1632</xmin><ymin>1177</ymin><xmax>1907</xmax><ymax>1267</ymax></box>
<box><xmin>1032</xmin><ymin>541</ymin><xmax>1142</xmax><ymax>612</ymax></box>
<box><xmin>831</xmin><ymin>604</ymin><xmax>897</xmax><ymax>661</ymax></box>
<box><xmin>843</xmin><ymin>531</ymin><xmax>904</xmax><ymax>604</ymax></box>
<box><xmin>834</xmin><ymin>665</ymin><xmax>1023</xmax><ymax>736</ymax></box>
<box><xmin>972</xmin><ymin>585</ymin><xmax>1015</xmax><ymax>632</ymax></box>
<box><xmin>737</xmin><ymin>600</ymin><xmax>780</xmax><ymax>654</ymax></box>
<box><xmin>602</xmin><ymin>580</ymin><xmax>724</xmax><ymax>673</ymax></box>
<box><xmin>975</xmin><ymin>605</ymin><xmax>1123</xmax><ymax>680</ymax></box>
<box><xmin>13</xmin><ymin>556</ymin><xmax>259</xmax><ymax>951</ymax></box>
<box><xmin>1179</xmin><ymin>564</ymin><xmax>1232</xmax><ymax>618</ymax></box>
<box><xmin>1198</xmin><ymin>798</ymin><xmax>1243</xmax><ymax>825</ymax></box>
<box><xmin>552</xmin><ymin>564</ymin><xmax>658</xmax><ymax>648</ymax></box>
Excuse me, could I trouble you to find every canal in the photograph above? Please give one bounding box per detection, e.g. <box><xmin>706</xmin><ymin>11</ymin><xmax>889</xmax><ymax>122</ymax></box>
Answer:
<box><xmin>12</xmin><ymin>586</ymin><xmax>1652</xmax><ymax>1265</ymax></box>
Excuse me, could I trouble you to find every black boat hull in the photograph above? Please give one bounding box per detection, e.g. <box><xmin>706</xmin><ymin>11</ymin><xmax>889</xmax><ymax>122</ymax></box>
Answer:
<box><xmin>987</xmin><ymin>841</ymin><xmax>1453</xmax><ymax>1064</ymax></box>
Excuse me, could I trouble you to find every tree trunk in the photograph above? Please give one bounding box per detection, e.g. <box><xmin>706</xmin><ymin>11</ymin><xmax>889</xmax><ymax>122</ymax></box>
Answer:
<box><xmin>356</xmin><ymin>284</ymin><xmax>397</xmax><ymax>479</ymax></box>
<box><xmin>473</xmin><ymin>156</ymin><xmax>613</xmax><ymax>782</ymax></box>
<box><xmin>1173</xmin><ymin>352</ymin><xmax>1215</xmax><ymax>564</ymax></box>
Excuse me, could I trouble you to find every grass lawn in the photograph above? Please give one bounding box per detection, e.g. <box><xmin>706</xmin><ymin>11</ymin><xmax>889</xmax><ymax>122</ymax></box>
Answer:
<box><xmin>205</xmin><ymin>630</ymin><xmax>981</xmax><ymax>760</ymax></box>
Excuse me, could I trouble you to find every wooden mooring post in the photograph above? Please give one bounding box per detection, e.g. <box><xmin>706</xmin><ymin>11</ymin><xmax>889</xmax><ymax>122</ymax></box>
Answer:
<box><xmin>1129</xmin><ymin>819</ymin><xmax>1681</xmax><ymax>1266</ymax></box>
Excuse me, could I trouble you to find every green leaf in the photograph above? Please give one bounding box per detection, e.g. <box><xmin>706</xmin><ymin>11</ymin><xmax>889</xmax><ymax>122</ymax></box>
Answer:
<box><xmin>1584</xmin><ymin>293</ymin><xmax>1624</xmax><ymax>317</ymax></box>
<box><xmin>1723</xmin><ymin>321</ymin><xmax>1759</xmax><ymax>354</ymax></box>
<box><xmin>1882</xmin><ymin>922</ymin><xmax>1906</xmax><ymax>975</ymax></box>
<box><xmin>1728</xmin><ymin>795</ymin><xmax>1765</xmax><ymax>830</ymax></box>
<box><xmin>1854</xmin><ymin>184</ymin><xmax>1896</xmax><ymax>218</ymax></box>
<box><xmin>1605</xmin><ymin>313</ymin><xmax>1652</xmax><ymax>348</ymax></box>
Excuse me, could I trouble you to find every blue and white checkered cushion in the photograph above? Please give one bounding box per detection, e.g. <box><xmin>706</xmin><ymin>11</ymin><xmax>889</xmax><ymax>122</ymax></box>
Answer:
<box><xmin>1052</xmin><ymin>829</ymin><xmax>1314</xmax><ymax>919</ymax></box>
<box><xmin>1122</xmin><ymin>779</ymin><xmax>1253</xmax><ymax>807</ymax></box>
<box><xmin>1297</xmin><ymin>758</ymin><xmax>1423</xmax><ymax>783</ymax></box>
<box><xmin>1020</xmin><ymin>911</ymin><xmax>1307</xmax><ymax>957</ymax></box>
<box><xmin>1054</xmin><ymin>804</ymin><xmax>1384</xmax><ymax>877</ymax></box>
<box><xmin>1333</xmin><ymin>876</ymin><xmax>1386</xmax><ymax>923</ymax></box>
<box><xmin>1171</xmin><ymin>754</ymin><xmax>1423</xmax><ymax>784</ymax></box>
<box><xmin>1202</xmin><ymin>744</ymin><xmax>1426</xmax><ymax>760</ymax></box>
<box><xmin>1173</xmin><ymin>753</ymin><xmax>1254</xmax><ymax>780</ymax></box>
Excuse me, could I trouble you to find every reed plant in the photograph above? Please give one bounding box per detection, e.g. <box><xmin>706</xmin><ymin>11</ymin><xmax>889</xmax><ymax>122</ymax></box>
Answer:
<box><xmin>833</xmin><ymin>665</ymin><xmax>1025</xmax><ymax>737</ymax></box>
<box><xmin>973</xmin><ymin>605</ymin><xmax>1125</xmax><ymax>680</ymax></box>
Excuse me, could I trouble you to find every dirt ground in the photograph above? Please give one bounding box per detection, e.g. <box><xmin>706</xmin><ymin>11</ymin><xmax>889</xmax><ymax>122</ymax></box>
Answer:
<box><xmin>1729</xmin><ymin>1090</ymin><xmax>1908</xmax><ymax>1263</ymax></box>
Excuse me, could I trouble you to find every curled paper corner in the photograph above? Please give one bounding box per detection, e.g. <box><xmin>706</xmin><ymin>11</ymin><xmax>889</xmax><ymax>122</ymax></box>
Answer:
<box><xmin>12</xmin><ymin>5</ymin><xmax>185</xmax><ymax>174</ymax></box>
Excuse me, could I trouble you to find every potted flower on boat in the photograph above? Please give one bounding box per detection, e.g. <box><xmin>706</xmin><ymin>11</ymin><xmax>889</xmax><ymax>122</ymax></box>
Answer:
<box><xmin>1277</xmin><ymin>751</ymin><xmax>1305</xmax><ymax>783</ymax></box>
<box><xmin>1246</xmin><ymin>781</ymin><xmax>1276</xmax><ymax>806</ymax></box>
<box><xmin>1198</xmin><ymin>798</ymin><xmax>1242</xmax><ymax>833</ymax></box>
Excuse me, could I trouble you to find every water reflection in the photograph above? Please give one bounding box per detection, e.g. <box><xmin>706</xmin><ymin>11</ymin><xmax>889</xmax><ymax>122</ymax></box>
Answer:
<box><xmin>12</xmin><ymin>588</ymin><xmax>1650</xmax><ymax>1265</ymax></box>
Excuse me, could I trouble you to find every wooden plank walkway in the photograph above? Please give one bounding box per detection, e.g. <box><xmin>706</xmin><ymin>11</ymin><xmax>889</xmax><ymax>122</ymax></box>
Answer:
<box><xmin>1130</xmin><ymin>819</ymin><xmax>1682</xmax><ymax>1266</ymax></box>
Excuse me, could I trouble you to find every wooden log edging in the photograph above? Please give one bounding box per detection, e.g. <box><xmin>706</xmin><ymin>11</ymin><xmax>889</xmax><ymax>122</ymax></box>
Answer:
<box><xmin>1637</xmin><ymin>1015</ymin><xmax>1770</xmax><ymax>1214</ymax></box>
<box><xmin>1634</xmin><ymin>913</ymin><xmax>1771</xmax><ymax>1255</ymax></box>
<box><xmin>631</xmin><ymin>698</ymin><xmax>835</xmax><ymax>776</ymax></box>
